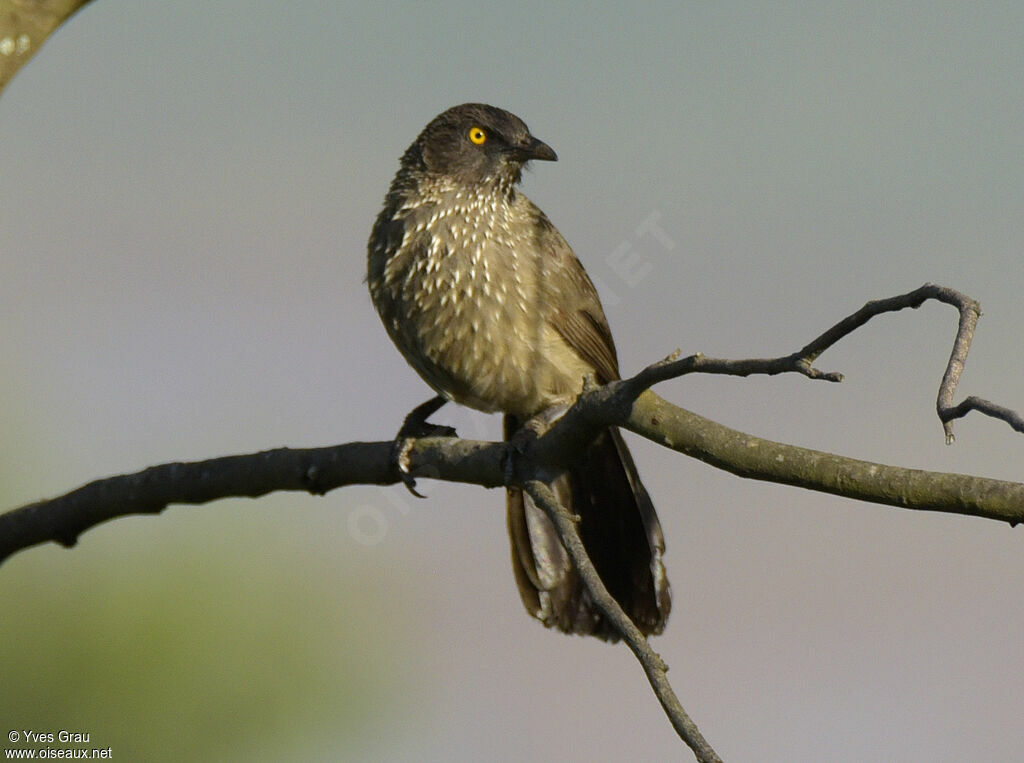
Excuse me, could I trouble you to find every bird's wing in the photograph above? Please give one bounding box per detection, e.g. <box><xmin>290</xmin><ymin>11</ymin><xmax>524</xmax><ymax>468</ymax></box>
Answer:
<box><xmin>529</xmin><ymin>202</ymin><xmax>621</xmax><ymax>383</ymax></box>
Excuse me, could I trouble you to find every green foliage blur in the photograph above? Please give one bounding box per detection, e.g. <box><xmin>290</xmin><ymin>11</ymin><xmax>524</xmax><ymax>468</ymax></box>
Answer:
<box><xmin>0</xmin><ymin>492</ymin><xmax>417</xmax><ymax>761</ymax></box>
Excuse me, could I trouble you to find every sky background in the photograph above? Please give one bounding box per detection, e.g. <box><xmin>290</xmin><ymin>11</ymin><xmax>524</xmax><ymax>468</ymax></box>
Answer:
<box><xmin>2</xmin><ymin>2</ymin><xmax>1023</xmax><ymax>760</ymax></box>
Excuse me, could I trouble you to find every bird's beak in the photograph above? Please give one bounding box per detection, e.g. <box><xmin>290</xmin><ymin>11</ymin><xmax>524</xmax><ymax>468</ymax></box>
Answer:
<box><xmin>516</xmin><ymin>136</ymin><xmax>558</xmax><ymax>162</ymax></box>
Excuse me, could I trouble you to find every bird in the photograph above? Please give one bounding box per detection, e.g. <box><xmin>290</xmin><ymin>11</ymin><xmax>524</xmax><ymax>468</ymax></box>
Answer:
<box><xmin>367</xmin><ymin>103</ymin><xmax>670</xmax><ymax>640</ymax></box>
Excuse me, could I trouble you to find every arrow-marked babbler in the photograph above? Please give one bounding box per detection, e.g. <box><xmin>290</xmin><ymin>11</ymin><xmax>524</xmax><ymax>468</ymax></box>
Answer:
<box><xmin>367</xmin><ymin>103</ymin><xmax>670</xmax><ymax>640</ymax></box>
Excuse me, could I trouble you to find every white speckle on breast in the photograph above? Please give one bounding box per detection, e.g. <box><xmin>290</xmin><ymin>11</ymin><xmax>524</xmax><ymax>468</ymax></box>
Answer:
<box><xmin>376</xmin><ymin>177</ymin><xmax>592</xmax><ymax>415</ymax></box>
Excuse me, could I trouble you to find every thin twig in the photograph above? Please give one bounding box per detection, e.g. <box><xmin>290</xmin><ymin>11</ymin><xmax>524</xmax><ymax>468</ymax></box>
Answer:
<box><xmin>523</xmin><ymin>480</ymin><xmax>722</xmax><ymax>763</ymax></box>
<box><xmin>623</xmin><ymin>284</ymin><xmax>1018</xmax><ymax>443</ymax></box>
<box><xmin>942</xmin><ymin>396</ymin><xmax>1024</xmax><ymax>436</ymax></box>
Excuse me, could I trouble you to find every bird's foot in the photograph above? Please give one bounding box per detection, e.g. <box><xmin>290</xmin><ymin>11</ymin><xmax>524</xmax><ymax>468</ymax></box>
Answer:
<box><xmin>397</xmin><ymin>395</ymin><xmax>457</xmax><ymax>440</ymax></box>
<box><xmin>393</xmin><ymin>395</ymin><xmax>456</xmax><ymax>497</ymax></box>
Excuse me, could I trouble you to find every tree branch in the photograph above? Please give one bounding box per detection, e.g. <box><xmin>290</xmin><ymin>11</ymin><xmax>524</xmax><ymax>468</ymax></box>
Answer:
<box><xmin>3</xmin><ymin>286</ymin><xmax>1022</xmax><ymax>566</ymax></box>
<box><xmin>625</xmin><ymin>390</ymin><xmax>1024</xmax><ymax>525</ymax></box>
<box><xmin>0</xmin><ymin>439</ymin><xmax>506</xmax><ymax>565</ymax></box>
<box><xmin>524</xmin><ymin>479</ymin><xmax>722</xmax><ymax>762</ymax></box>
<box><xmin>623</xmin><ymin>284</ymin><xmax>1014</xmax><ymax>441</ymax></box>
<box><xmin>0</xmin><ymin>0</ymin><xmax>95</xmax><ymax>96</ymax></box>
<box><xmin>622</xmin><ymin>284</ymin><xmax>1015</xmax><ymax>440</ymax></box>
<box><xmin>3</xmin><ymin>283</ymin><xmax>1021</xmax><ymax>758</ymax></box>
<box><xmin>3</xmin><ymin>384</ymin><xmax>1022</xmax><ymax>566</ymax></box>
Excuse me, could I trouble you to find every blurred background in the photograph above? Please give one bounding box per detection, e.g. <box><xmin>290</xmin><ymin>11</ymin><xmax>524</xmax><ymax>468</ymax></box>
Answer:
<box><xmin>2</xmin><ymin>2</ymin><xmax>1022</xmax><ymax>760</ymax></box>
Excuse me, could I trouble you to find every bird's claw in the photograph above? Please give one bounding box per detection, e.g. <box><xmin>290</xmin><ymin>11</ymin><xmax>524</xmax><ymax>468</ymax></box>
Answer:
<box><xmin>393</xmin><ymin>436</ymin><xmax>427</xmax><ymax>498</ymax></box>
<box><xmin>392</xmin><ymin>396</ymin><xmax>457</xmax><ymax>498</ymax></box>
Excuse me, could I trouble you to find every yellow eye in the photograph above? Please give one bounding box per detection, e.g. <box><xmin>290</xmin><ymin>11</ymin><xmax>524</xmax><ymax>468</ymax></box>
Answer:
<box><xmin>468</xmin><ymin>126</ymin><xmax>487</xmax><ymax>145</ymax></box>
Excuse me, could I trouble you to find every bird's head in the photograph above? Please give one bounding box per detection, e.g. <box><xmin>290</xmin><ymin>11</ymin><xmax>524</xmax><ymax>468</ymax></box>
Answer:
<box><xmin>404</xmin><ymin>103</ymin><xmax>557</xmax><ymax>189</ymax></box>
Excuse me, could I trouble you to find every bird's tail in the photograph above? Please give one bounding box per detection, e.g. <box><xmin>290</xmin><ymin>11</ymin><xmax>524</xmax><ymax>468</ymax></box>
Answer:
<box><xmin>505</xmin><ymin>416</ymin><xmax>671</xmax><ymax>641</ymax></box>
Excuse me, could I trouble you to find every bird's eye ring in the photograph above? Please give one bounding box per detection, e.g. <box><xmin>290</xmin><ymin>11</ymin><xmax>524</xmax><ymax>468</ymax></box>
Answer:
<box><xmin>468</xmin><ymin>126</ymin><xmax>487</xmax><ymax>145</ymax></box>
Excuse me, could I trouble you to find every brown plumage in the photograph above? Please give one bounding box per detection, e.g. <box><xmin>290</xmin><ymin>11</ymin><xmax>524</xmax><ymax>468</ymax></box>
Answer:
<box><xmin>367</xmin><ymin>103</ymin><xmax>670</xmax><ymax>640</ymax></box>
